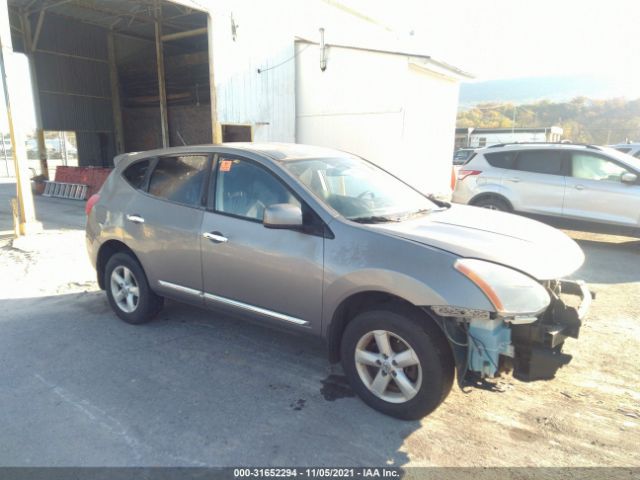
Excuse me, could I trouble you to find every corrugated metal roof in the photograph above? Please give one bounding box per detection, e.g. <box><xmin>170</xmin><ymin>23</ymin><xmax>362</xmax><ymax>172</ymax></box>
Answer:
<box><xmin>8</xmin><ymin>0</ymin><xmax>206</xmax><ymax>39</ymax></box>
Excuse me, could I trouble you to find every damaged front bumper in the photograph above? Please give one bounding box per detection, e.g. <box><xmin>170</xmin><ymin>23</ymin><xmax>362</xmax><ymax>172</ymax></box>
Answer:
<box><xmin>432</xmin><ymin>279</ymin><xmax>593</xmax><ymax>384</ymax></box>
<box><xmin>510</xmin><ymin>280</ymin><xmax>592</xmax><ymax>381</ymax></box>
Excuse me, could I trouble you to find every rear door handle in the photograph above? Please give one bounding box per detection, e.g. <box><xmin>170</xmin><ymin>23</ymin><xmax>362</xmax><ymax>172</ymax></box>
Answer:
<box><xmin>126</xmin><ymin>214</ymin><xmax>145</xmax><ymax>224</ymax></box>
<box><xmin>575</xmin><ymin>184</ymin><xmax>585</xmax><ymax>190</ymax></box>
<box><xmin>506</xmin><ymin>177</ymin><xmax>521</xmax><ymax>183</ymax></box>
<box><xmin>203</xmin><ymin>231</ymin><xmax>228</xmax><ymax>243</ymax></box>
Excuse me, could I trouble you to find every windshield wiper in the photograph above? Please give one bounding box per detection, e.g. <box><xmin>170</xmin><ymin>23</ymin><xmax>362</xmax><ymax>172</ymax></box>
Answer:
<box><xmin>427</xmin><ymin>194</ymin><xmax>451</xmax><ymax>208</ymax></box>
<box><xmin>405</xmin><ymin>208</ymin><xmax>431</xmax><ymax>218</ymax></box>
<box><xmin>349</xmin><ymin>215</ymin><xmax>401</xmax><ymax>224</ymax></box>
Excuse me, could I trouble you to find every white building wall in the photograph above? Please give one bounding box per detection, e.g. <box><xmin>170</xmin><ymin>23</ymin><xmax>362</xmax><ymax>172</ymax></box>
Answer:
<box><xmin>296</xmin><ymin>44</ymin><xmax>460</xmax><ymax>194</ymax></box>
<box><xmin>206</xmin><ymin>2</ymin><xmax>297</xmax><ymax>142</ymax></box>
<box><xmin>400</xmin><ymin>63</ymin><xmax>460</xmax><ymax>194</ymax></box>
<box><xmin>174</xmin><ymin>0</ymin><xmax>465</xmax><ymax>194</ymax></box>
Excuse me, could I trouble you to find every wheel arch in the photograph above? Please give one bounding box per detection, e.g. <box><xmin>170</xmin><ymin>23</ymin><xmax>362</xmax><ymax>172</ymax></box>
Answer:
<box><xmin>469</xmin><ymin>192</ymin><xmax>514</xmax><ymax>211</ymax></box>
<box><xmin>96</xmin><ymin>240</ymin><xmax>141</xmax><ymax>290</ymax></box>
<box><xmin>326</xmin><ymin>291</ymin><xmax>456</xmax><ymax>368</ymax></box>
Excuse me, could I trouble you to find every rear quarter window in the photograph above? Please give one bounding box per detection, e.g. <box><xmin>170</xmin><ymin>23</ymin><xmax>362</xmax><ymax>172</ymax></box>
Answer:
<box><xmin>484</xmin><ymin>151</ymin><xmax>516</xmax><ymax>169</ymax></box>
<box><xmin>122</xmin><ymin>160</ymin><xmax>150</xmax><ymax>189</ymax></box>
<box><xmin>462</xmin><ymin>152</ymin><xmax>476</xmax><ymax>165</ymax></box>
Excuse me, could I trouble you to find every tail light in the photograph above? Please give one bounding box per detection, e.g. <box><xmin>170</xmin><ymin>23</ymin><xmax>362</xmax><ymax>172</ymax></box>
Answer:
<box><xmin>450</xmin><ymin>167</ymin><xmax>457</xmax><ymax>190</ymax></box>
<box><xmin>457</xmin><ymin>169</ymin><xmax>482</xmax><ymax>181</ymax></box>
<box><xmin>85</xmin><ymin>193</ymin><xmax>100</xmax><ymax>215</ymax></box>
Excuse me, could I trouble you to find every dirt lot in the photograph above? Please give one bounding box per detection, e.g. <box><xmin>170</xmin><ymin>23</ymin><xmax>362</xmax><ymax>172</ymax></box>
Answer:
<box><xmin>0</xmin><ymin>183</ymin><xmax>639</xmax><ymax>467</ymax></box>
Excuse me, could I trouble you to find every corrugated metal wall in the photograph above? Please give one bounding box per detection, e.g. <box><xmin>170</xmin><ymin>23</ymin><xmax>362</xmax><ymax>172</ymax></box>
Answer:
<box><xmin>215</xmin><ymin>43</ymin><xmax>296</xmax><ymax>142</ymax></box>
<box><xmin>31</xmin><ymin>13</ymin><xmax>115</xmax><ymax>166</ymax></box>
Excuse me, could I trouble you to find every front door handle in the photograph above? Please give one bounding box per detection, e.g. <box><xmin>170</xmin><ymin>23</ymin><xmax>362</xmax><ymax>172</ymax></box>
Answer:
<box><xmin>203</xmin><ymin>231</ymin><xmax>228</xmax><ymax>243</ymax></box>
<box><xmin>575</xmin><ymin>184</ymin><xmax>585</xmax><ymax>190</ymax></box>
<box><xmin>126</xmin><ymin>214</ymin><xmax>145</xmax><ymax>224</ymax></box>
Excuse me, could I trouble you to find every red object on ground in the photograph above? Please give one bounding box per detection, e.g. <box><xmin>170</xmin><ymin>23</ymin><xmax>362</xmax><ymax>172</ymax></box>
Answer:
<box><xmin>54</xmin><ymin>166</ymin><xmax>112</xmax><ymax>198</ymax></box>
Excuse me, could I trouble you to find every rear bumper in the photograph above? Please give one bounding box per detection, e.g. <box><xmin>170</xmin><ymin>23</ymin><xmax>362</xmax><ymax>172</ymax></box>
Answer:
<box><xmin>510</xmin><ymin>280</ymin><xmax>592</xmax><ymax>381</ymax></box>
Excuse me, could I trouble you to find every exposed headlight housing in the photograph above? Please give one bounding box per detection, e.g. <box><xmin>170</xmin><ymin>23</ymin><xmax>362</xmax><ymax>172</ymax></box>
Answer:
<box><xmin>454</xmin><ymin>258</ymin><xmax>550</xmax><ymax>316</ymax></box>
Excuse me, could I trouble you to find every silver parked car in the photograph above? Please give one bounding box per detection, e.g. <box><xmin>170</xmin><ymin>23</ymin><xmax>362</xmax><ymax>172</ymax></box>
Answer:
<box><xmin>453</xmin><ymin>142</ymin><xmax>640</xmax><ymax>235</ymax></box>
<box><xmin>86</xmin><ymin>143</ymin><xmax>591</xmax><ymax>419</ymax></box>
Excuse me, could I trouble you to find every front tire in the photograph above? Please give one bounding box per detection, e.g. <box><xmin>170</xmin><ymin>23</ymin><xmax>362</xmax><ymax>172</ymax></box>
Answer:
<box><xmin>340</xmin><ymin>306</ymin><xmax>454</xmax><ymax>420</ymax></box>
<box><xmin>104</xmin><ymin>252</ymin><xmax>163</xmax><ymax>324</ymax></box>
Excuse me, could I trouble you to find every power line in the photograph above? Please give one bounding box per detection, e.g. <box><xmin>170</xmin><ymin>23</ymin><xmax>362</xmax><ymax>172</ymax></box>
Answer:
<box><xmin>257</xmin><ymin>44</ymin><xmax>311</xmax><ymax>74</ymax></box>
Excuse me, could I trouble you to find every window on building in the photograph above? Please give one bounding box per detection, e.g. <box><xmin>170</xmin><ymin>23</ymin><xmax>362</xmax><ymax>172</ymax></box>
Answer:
<box><xmin>478</xmin><ymin>137</ymin><xmax>487</xmax><ymax>147</ymax></box>
<box><xmin>24</xmin><ymin>130</ymin><xmax>78</xmax><ymax>178</ymax></box>
<box><xmin>221</xmin><ymin>124</ymin><xmax>252</xmax><ymax>142</ymax></box>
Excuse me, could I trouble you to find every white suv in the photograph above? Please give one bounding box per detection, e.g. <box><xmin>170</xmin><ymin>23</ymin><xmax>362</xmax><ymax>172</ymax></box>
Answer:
<box><xmin>452</xmin><ymin>143</ymin><xmax>640</xmax><ymax>235</ymax></box>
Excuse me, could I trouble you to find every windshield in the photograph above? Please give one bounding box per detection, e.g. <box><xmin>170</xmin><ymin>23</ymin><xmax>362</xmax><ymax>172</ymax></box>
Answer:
<box><xmin>599</xmin><ymin>146</ymin><xmax>640</xmax><ymax>171</ymax></box>
<box><xmin>284</xmin><ymin>157</ymin><xmax>438</xmax><ymax>222</ymax></box>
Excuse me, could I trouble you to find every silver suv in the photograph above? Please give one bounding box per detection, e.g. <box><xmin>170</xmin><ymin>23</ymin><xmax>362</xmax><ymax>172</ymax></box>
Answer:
<box><xmin>86</xmin><ymin>143</ymin><xmax>591</xmax><ymax>419</ymax></box>
<box><xmin>453</xmin><ymin>143</ymin><xmax>640</xmax><ymax>235</ymax></box>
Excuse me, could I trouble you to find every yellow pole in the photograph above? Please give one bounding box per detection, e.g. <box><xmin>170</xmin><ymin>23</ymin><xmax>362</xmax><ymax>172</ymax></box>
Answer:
<box><xmin>0</xmin><ymin>1</ymin><xmax>41</xmax><ymax>235</ymax></box>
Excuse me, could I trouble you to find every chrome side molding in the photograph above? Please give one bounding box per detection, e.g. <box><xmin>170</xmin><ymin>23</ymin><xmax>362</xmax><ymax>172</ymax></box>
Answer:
<box><xmin>158</xmin><ymin>280</ymin><xmax>201</xmax><ymax>297</ymax></box>
<box><xmin>157</xmin><ymin>280</ymin><xmax>309</xmax><ymax>326</ymax></box>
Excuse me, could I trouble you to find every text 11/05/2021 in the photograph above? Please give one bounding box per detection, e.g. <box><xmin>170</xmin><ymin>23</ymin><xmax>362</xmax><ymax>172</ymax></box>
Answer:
<box><xmin>233</xmin><ymin>468</ymin><xmax>401</xmax><ymax>478</ymax></box>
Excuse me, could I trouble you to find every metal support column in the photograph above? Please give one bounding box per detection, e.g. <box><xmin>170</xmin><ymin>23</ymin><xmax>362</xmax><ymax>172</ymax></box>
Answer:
<box><xmin>0</xmin><ymin>0</ymin><xmax>41</xmax><ymax>235</ymax></box>
<box><xmin>154</xmin><ymin>1</ymin><xmax>169</xmax><ymax>148</ymax></box>
<box><xmin>107</xmin><ymin>32</ymin><xmax>124</xmax><ymax>154</ymax></box>
<box><xmin>20</xmin><ymin>11</ymin><xmax>49</xmax><ymax>179</ymax></box>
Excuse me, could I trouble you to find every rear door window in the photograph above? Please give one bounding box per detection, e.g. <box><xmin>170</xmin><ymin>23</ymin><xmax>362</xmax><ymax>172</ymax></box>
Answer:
<box><xmin>514</xmin><ymin>150</ymin><xmax>566</xmax><ymax>175</ymax></box>
<box><xmin>122</xmin><ymin>159</ymin><xmax>151</xmax><ymax>189</ymax></box>
<box><xmin>148</xmin><ymin>155</ymin><xmax>210</xmax><ymax>207</ymax></box>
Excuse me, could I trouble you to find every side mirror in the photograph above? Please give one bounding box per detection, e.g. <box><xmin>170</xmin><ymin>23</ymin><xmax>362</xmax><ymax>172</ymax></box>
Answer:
<box><xmin>263</xmin><ymin>203</ymin><xmax>303</xmax><ymax>229</ymax></box>
<box><xmin>621</xmin><ymin>172</ymin><xmax>638</xmax><ymax>184</ymax></box>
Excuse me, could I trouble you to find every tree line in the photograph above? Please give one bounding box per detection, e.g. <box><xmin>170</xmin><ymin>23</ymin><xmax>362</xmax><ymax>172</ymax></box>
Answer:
<box><xmin>457</xmin><ymin>97</ymin><xmax>640</xmax><ymax>145</ymax></box>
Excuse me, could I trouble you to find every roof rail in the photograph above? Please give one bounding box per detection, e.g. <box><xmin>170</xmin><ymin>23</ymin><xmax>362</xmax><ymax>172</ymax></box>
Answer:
<box><xmin>486</xmin><ymin>142</ymin><xmax>603</xmax><ymax>150</ymax></box>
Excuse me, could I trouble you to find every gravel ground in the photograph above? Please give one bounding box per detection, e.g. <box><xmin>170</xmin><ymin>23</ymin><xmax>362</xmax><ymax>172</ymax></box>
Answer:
<box><xmin>0</xmin><ymin>181</ymin><xmax>638</xmax><ymax>467</ymax></box>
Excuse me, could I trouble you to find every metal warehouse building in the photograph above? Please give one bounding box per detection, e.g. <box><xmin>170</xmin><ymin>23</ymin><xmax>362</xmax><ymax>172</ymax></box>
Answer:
<box><xmin>2</xmin><ymin>0</ymin><xmax>470</xmax><ymax>199</ymax></box>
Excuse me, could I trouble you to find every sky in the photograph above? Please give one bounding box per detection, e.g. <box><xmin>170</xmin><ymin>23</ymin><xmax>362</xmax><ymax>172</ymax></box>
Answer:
<box><xmin>3</xmin><ymin>0</ymin><xmax>640</xmax><ymax>132</ymax></box>
<box><xmin>339</xmin><ymin>0</ymin><xmax>640</xmax><ymax>89</ymax></box>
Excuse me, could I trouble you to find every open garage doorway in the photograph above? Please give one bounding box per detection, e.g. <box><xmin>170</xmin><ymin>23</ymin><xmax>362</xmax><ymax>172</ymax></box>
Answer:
<box><xmin>8</xmin><ymin>0</ymin><xmax>213</xmax><ymax>169</ymax></box>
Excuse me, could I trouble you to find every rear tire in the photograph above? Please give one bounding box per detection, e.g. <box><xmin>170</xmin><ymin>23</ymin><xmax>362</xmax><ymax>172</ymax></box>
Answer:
<box><xmin>340</xmin><ymin>305</ymin><xmax>454</xmax><ymax>420</ymax></box>
<box><xmin>473</xmin><ymin>196</ymin><xmax>510</xmax><ymax>212</ymax></box>
<box><xmin>104</xmin><ymin>252</ymin><xmax>163</xmax><ymax>325</ymax></box>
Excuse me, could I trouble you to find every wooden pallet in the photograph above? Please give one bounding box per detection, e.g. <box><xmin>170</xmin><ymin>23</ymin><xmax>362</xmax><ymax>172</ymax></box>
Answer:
<box><xmin>42</xmin><ymin>181</ymin><xmax>88</xmax><ymax>200</ymax></box>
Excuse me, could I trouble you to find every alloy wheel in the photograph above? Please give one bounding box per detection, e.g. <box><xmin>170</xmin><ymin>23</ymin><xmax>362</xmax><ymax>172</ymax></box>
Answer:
<box><xmin>110</xmin><ymin>265</ymin><xmax>140</xmax><ymax>313</ymax></box>
<box><xmin>354</xmin><ymin>330</ymin><xmax>422</xmax><ymax>403</ymax></box>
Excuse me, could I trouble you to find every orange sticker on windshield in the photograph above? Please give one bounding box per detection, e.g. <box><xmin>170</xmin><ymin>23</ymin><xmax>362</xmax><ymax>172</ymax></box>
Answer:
<box><xmin>220</xmin><ymin>160</ymin><xmax>232</xmax><ymax>172</ymax></box>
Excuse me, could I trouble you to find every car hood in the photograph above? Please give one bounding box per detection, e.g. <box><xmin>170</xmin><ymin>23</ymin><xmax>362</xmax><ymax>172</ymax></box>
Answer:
<box><xmin>370</xmin><ymin>204</ymin><xmax>584</xmax><ymax>280</ymax></box>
